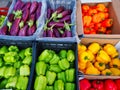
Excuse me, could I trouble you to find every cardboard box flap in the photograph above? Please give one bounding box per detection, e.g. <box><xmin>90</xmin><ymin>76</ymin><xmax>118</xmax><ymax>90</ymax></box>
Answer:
<box><xmin>80</xmin><ymin>0</ymin><xmax>111</xmax><ymax>3</ymax></box>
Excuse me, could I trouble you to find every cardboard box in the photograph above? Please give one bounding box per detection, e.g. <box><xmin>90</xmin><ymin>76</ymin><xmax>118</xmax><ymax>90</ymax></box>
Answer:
<box><xmin>79</xmin><ymin>38</ymin><xmax>120</xmax><ymax>79</ymax></box>
<box><xmin>77</xmin><ymin>0</ymin><xmax>120</xmax><ymax>38</ymax></box>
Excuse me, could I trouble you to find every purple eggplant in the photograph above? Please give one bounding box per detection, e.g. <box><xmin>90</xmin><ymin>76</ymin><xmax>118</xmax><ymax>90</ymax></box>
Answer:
<box><xmin>47</xmin><ymin>30</ymin><xmax>54</xmax><ymax>37</ymax></box>
<box><xmin>48</xmin><ymin>21</ymin><xmax>64</xmax><ymax>28</ymax></box>
<box><xmin>30</xmin><ymin>1</ymin><xmax>38</xmax><ymax>14</ymax></box>
<box><xmin>47</xmin><ymin>8</ymin><xmax>53</xmax><ymax>19</ymax></box>
<box><xmin>57</xmin><ymin>10</ymin><xmax>72</xmax><ymax>18</ymax></box>
<box><xmin>58</xmin><ymin>29</ymin><xmax>66</xmax><ymax>37</ymax></box>
<box><xmin>54</xmin><ymin>6</ymin><xmax>64</xmax><ymax>14</ymax></box>
<box><xmin>8</xmin><ymin>14</ymin><xmax>15</xmax><ymax>22</ymax></box>
<box><xmin>14</xmin><ymin>0</ymin><xmax>24</xmax><ymax>11</ymax></box>
<box><xmin>22</xmin><ymin>2</ymin><xmax>31</xmax><ymax>10</ymax></box>
<box><xmin>22</xmin><ymin>8</ymin><xmax>29</xmax><ymax>23</ymax></box>
<box><xmin>10</xmin><ymin>18</ymin><xmax>21</xmax><ymax>36</ymax></box>
<box><xmin>27</xmin><ymin>25</ymin><xmax>36</xmax><ymax>36</ymax></box>
<box><xmin>65</xmin><ymin>30</ymin><xmax>72</xmax><ymax>37</ymax></box>
<box><xmin>53</xmin><ymin>28</ymin><xmax>60</xmax><ymax>37</ymax></box>
<box><xmin>36</xmin><ymin>2</ymin><xmax>42</xmax><ymax>20</ymax></box>
<box><xmin>43</xmin><ymin>30</ymin><xmax>47</xmax><ymax>37</ymax></box>
<box><xmin>59</xmin><ymin>15</ymin><xmax>71</xmax><ymax>22</ymax></box>
<box><xmin>0</xmin><ymin>25</ymin><xmax>8</xmax><ymax>35</ymax></box>
<box><xmin>18</xmin><ymin>24</ymin><xmax>28</xmax><ymax>36</ymax></box>
<box><xmin>28</xmin><ymin>14</ymin><xmax>35</xmax><ymax>27</ymax></box>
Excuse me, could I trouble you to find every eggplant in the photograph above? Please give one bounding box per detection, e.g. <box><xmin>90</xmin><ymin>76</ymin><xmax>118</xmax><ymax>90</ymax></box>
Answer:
<box><xmin>59</xmin><ymin>15</ymin><xmax>71</xmax><ymax>22</ymax></box>
<box><xmin>47</xmin><ymin>8</ymin><xmax>53</xmax><ymax>19</ymax></box>
<box><xmin>14</xmin><ymin>0</ymin><xmax>24</xmax><ymax>11</ymax></box>
<box><xmin>10</xmin><ymin>18</ymin><xmax>21</xmax><ymax>36</ymax></box>
<box><xmin>22</xmin><ymin>2</ymin><xmax>31</xmax><ymax>10</ymax></box>
<box><xmin>28</xmin><ymin>14</ymin><xmax>35</xmax><ymax>27</ymax></box>
<box><xmin>57</xmin><ymin>10</ymin><xmax>72</xmax><ymax>18</ymax></box>
<box><xmin>8</xmin><ymin>14</ymin><xmax>15</xmax><ymax>22</ymax></box>
<box><xmin>0</xmin><ymin>25</ymin><xmax>8</xmax><ymax>35</ymax></box>
<box><xmin>43</xmin><ymin>30</ymin><xmax>47</xmax><ymax>37</ymax></box>
<box><xmin>22</xmin><ymin>8</ymin><xmax>29</xmax><ymax>23</ymax></box>
<box><xmin>58</xmin><ymin>29</ymin><xmax>66</xmax><ymax>37</ymax></box>
<box><xmin>27</xmin><ymin>25</ymin><xmax>36</xmax><ymax>36</ymax></box>
<box><xmin>53</xmin><ymin>28</ymin><xmax>60</xmax><ymax>37</ymax></box>
<box><xmin>30</xmin><ymin>1</ymin><xmax>38</xmax><ymax>14</ymax></box>
<box><xmin>47</xmin><ymin>30</ymin><xmax>53</xmax><ymax>37</ymax></box>
<box><xmin>48</xmin><ymin>21</ymin><xmax>64</xmax><ymax>28</ymax></box>
<box><xmin>54</xmin><ymin>6</ymin><xmax>64</xmax><ymax>14</ymax></box>
<box><xmin>36</xmin><ymin>2</ymin><xmax>42</xmax><ymax>20</ymax></box>
<box><xmin>18</xmin><ymin>24</ymin><xmax>28</xmax><ymax>36</ymax></box>
<box><xmin>65</xmin><ymin>30</ymin><xmax>72</xmax><ymax>37</ymax></box>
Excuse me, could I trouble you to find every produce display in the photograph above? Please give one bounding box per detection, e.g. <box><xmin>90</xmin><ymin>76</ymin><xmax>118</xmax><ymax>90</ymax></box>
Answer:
<box><xmin>43</xmin><ymin>6</ymin><xmax>73</xmax><ymax>37</ymax></box>
<box><xmin>34</xmin><ymin>49</ymin><xmax>76</xmax><ymax>90</ymax></box>
<box><xmin>0</xmin><ymin>15</ymin><xmax>6</xmax><ymax>27</ymax></box>
<box><xmin>82</xmin><ymin>4</ymin><xmax>113</xmax><ymax>34</ymax></box>
<box><xmin>0</xmin><ymin>45</ymin><xmax>32</xmax><ymax>89</ymax></box>
<box><xmin>78</xmin><ymin>42</ymin><xmax>120</xmax><ymax>76</ymax></box>
<box><xmin>0</xmin><ymin>0</ymin><xmax>42</xmax><ymax>36</ymax></box>
<box><xmin>79</xmin><ymin>78</ymin><xmax>120</xmax><ymax>90</ymax></box>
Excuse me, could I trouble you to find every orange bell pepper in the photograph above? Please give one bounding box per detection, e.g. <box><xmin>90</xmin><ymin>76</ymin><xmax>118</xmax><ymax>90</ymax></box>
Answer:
<box><xmin>97</xmin><ymin>27</ymin><xmax>106</xmax><ymax>34</ymax></box>
<box><xmin>83</xmin><ymin>15</ymin><xmax>92</xmax><ymax>26</ymax></box>
<box><xmin>82</xmin><ymin>4</ymin><xmax>90</xmax><ymax>12</ymax></box>
<box><xmin>88</xmin><ymin>8</ymin><xmax>98</xmax><ymax>16</ymax></box>
<box><xmin>101</xmin><ymin>19</ymin><xmax>113</xmax><ymax>27</ymax></box>
<box><xmin>96</xmin><ymin>4</ymin><xmax>106</xmax><ymax>12</ymax></box>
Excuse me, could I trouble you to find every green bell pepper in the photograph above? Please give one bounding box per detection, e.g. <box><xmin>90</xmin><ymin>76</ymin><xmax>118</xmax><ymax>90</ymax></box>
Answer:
<box><xmin>46</xmin><ymin>71</ymin><xmax>56</xmax><ymax>85</ymax></box>
<box><xmin>38</xmin><ymin>50</ymin><xmax>54</xmax><ymax>63</ymax></box>
<box><xmin>58</xmin><ymin>58</ymin><xmax>70</xmax><ymax>70</ymax></box>
<box><xmin>22</xmin><ymin>55</ymin><xmax>32</xmax><ymax>65</ymax></box>
<box><xmin>59</xmin><ymin>50</ymin><xmax>67</xmax><ymax>59</ymax></box>
<box><xmin>46</xmin><ymin>86</ymin><xmax>53</xmax><ymax>90</ymax></box>
<box><xmin>16</xmin><ymin>76</ymin><xmax>28</xmax><ymax>90</ymax></box>
<box><xmin>49</xmin><ymin>65</ymin><xmax>62</xmax><ymax>73</ymax></box>
<box><xmin>57</xmin><ymin>72</ymin><xmax>66</xmax><ymax>83</ymax></box>
<box><xmin>65</xmin><ymin>83</ymin><xmax>75</xmax><ymax>90</ymax></box>
<box><xmin>0</xmin><ymin>58</ymin><xmax>3</xmax><ymax>67</ymax></box>
<box><xmin>54</xmin><ymin>80</ymin><xmax>64</xmax><ymax>90</ymax></box>
<box><xmin>0</xmin><ymin>79</ymin><xmax>8</xmax><ymax>89</ymax></box>
<box><xmin>24</xmin><ymin>47</ymin><xmax>32</xmax><ymax>56</ymax></box>
<box><xmin>20</xmin><ymin>65</ymin><xmax>30</xmax><ymax>76</ymax></box>
<box><xmin>8</xmin><ymin>45</ymin><xmax>19</xmax><ymax>52</ymax></box>
<box><xmin>65</xmin><ymin>68</ymin><xmax>75</xmax><ymax>82</ymax></box>
<box><xmin>67</xmin><ymin>50</ymin><xmax>75</xmax><ymax>62</ymax></box>
<box><xmin>14</xmin><ymin>61</ymin><xmax>21</xmax><ymax>68</ymax></box>
<box><xmin>34</xmin><ymin>75</ymin><xmax>47</xmax><ymax>90</ymax></box>
<box><xmin>5</xmin><ymin>76</ymin><xmax>17</xmax><ymax>88</ymax></box>
<box><xmin>3</xmin><ymin>52</ymin><xmax>19</xmax><ymax>63</ymax></box>
<box><xmin>49</xmin><ymin>54</ymin><xmax>60</xmax><ymax>65</ymax></box>
<box><xmin>0</xmin><ymin>46</ymin><xmax>8</xmax><ymax>55</ymax></box>
<box><xmin>0</xmin><ymin>66</ymin><xmax>6</xmax><ymax>77</ymax></box>
<box><xmin>36</xmin><ymin>61</ymin><xmax>47</xmax><ymax>76</ymax></box>
<box><xmin>4</xmin><ymin>67</ymin><xmax>16</xmax><ymax>78</ymax></box>
<box><xmin>19</xmin><ymin>49</ymin><xmax>25</xmax><ymax>59</ymax></box>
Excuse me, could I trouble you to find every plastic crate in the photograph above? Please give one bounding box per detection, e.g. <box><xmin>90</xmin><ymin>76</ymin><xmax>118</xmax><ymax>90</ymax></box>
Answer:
<box><xmin>29</xmin><ymin>41</ymin><xmax>79</xmax><ymax>90</ymax></box>
<box><xmin>0</xmin><ymin>40</ymin><xmax>35</xmax><ymax>90</ymax></box>
<box><xmin>36</xmin><ymin>0</ymin><xmax>77</xmax><ymax>42</ymax></box>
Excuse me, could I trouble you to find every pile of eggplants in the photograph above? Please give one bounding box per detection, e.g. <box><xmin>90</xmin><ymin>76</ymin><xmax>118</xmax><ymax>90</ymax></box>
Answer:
<box><xmin>43</xmin><ymin>6</ymin><xmax>73</xmax><ymax>37</ymax></box>
<box><xmin>0</xmin><ymin>0</ymin><xmax>42</xmax><ymax>36</ymax></box>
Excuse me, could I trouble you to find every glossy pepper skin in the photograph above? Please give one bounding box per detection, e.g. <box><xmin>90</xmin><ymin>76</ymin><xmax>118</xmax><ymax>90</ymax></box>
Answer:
<box><xmin>49</xmin><ymin>65</ymin><xmax>62</xmax><ymax>73</ymax></box>
<box><xmin>24</xmin><ymin>47</ymin><xmax>32</xmax><ymax>56</ymax></box>
<box><xmin>80</xmin><ymin>78</ymin><xmax>91</xmax><ymax>90</ymax></box>
<box><xmin>4</xmin><ymin>67</ymin><xmax>16</xmax><ymax>78</ymax></box>
<box><xmin>92</xmin><ymin>80</ymin><xmax>104</xmax><ymax>90</ymax></box>
<box><xmin>65</xmin><ymin>68</ymin><xmax>75</xmax><ymax>82</ymax></box>
<box><xmin>65</xmin><ymin>83</ymin><xmax>75</xmax><ymax>90</ymax></box>
<box><xmin>94</xmin><ymin>62</ymin><xmax>105</xmax><ymax>71</ymax></box>
<box><xmin>46</xmin><ymin>86</ymin><xmax>53</xmax><ymax>90</ymax></box>
<box><xmin>101</xmin><ymin>69</ymin><xmax>112</xmax><ymax>75</ymax></box>
<box><xmin>59</xmin><ymin>49</ymin><xmax>67</xmax><ymax>59</ymax></box>
<box><xmin>49</xmin><ymin>54</ymin><xmax>60</xmax><ymax>64</ymax></box>
<box><xmin>96</xmin><ymin>50</ymin><xmax>111</xmax><ymax>64</ymax></box>
<box><xmin>36</xmin><ymin>61</ymin><xmax>47</xmax><ymax>75</ymax></box>
<box><xmin>8</xmin><ymin>45</ymin><xmax>19</xmax><ymax>52</ymax></box>
<box><xmin>109</xmin><ymin>58</ymin><xmax>120</xmax><ymax>68</ymax></box>
<box><xmin>83</xmin><ymin>15</ymin><xmax>92</xmax><ymax>26</ymax></box>
<box><xmin>34</xmin><ymin>75</ymin><xmax>47</xmax><ymax>90</ymax></box>
<box><xmin>67</xmin><ymin>50</ymin><xmax>75</xmax><ymax>62</ymax></box>
<box><xmin>110</xmin><ymin>68</ymin><xmax>120</xmax><ymax>76</ymax></box>
<box><xmin>46</xmin><ymin>71</ymin><xmax>56</xmax><ymax>85</ymax></box>
<box><xmin>104</xmin><ymin>79</ymin><xmax>117</xmax><ymax>90</ymax></box>
<box><xmin>54</xmin><ymin>80</ymin><xmax>64</xmax><ymax>90</ymax></box>
<box><xmin>57</xmin><ymin>72</ymin><xmax>66</xmax><ymax>83</ymax></box>
<box><xmin>115</xmin><ymin>79</ymin><xmax>120</xmax><ymax>90</ymax></box>
<box><xmin>0</xmin><ymin>46</ymin><xmax>8</xmax><ymax>55</ymax></box>
<box><xmin>101</xmin><ymin>19</ymin><xmax>113</xmax><ymax>27</ymax></box>
<box><xmin>78</xmin><ymin>44</ymin><xmax>87</xmax><ymax>54</ymax></box>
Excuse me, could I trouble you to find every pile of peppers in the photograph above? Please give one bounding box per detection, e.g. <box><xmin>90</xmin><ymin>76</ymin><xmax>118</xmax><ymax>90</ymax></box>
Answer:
<box><xmin>82</xmin><ymin>4</ymin><xmax>113</xmax><ymax>34</ymax></box>
<box><xmin>80</xmin><ymin>78</ymin><xmax>120</xmax><ymax>90</ymax></box>
<box><xmin>0</xmin><ymin>45</ymin><xmax>32</xmax><ymax>89</ymax></box>
<box><xmin>34</xmin><ymin>49</ymin><xmax>76</xmax><ymax>90</ymax></box>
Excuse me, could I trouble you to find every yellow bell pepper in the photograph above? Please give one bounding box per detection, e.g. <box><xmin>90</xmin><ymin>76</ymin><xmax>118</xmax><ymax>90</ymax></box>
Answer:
<box><xmin>87</xmin><ymin>50</ymin><xmax>95</xmax><ymax>62</ymax></box>
<box><xmin>78</xmin><ymin>44</ymin><xmax>87</xmax><ymax>55</ymax></box>
<box><xmin>78</xmin><ymin>61</ymin><xmax>86</xmax><ymax>70</ymax></box>
<box><xmin>96</xmin><ymin>50</ymin><xmax>111</xmax><ymax>64</ymax></box>
<box><xmin>88</xmin><ymin>42</ymin><xmax>101</xmax><ymax>54</ymax></box>
<box><xmin>85</xmin><ymin>64</ymin><xmax>100</xmax><ymax>75</ymax></box>
<box><xmin>101</xmin><ymin>69</ymin><xmax>112</xmax><ymax>75</ymax></box>
<box><xmin>109</xmin><ymin>58</ymin><xmax>120</xmax><ymax>68</ymax></box>
<box><xmin>111</xmin><ymin>52</ymin><xmax>119</xmax><ymax>59</ymax></box>
<box><xmin>86</xmin><ymin>61</ymin><xmax>93</xmax><ymax>68</ymax></box>
<box><xmin>79</xmin><ymin>51</ymin><xmax>92</xmax><ymax>63</ymax></box>
<box><xmin>103</xmin><ymin>44</ymin><xmax>117</xmax><ymax>56</ymax></box>
<box><xmin>94</xmin><ymin>62</ymin><xmax>105</xmax><ymax>71</ymax></box>
<box><xmin>110</xmin><ymin>68</ymin><xmax>120</xmax><ymax>76</ymax></box>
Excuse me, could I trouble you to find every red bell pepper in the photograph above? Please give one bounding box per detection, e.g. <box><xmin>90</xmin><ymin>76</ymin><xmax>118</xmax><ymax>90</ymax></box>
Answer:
<box><xmin>101</xmin><ymin>19</ymin><xmax>113</xmax><ymax>27</ymax></box>
<box><xmin>105</xmin><ymin>30</ymin><xmax>112</xmax><ymax>34</ymax></box>
<box><xmin>79</xmin><ymin>79</ymin><xmax>91</xmax><ymax>90</ymax></box>
<box><xmin>115</xmin><ymin>79</ymin><xmax>120</xmax><ymax>90</ymax></box>
<box><xmin>89</xmin><ymin>88</ymin><xmax>95</xmax><ymax>90</ymax></box>
<box><xmin>92</xmin><ymin>80</ymin><xmax>104</xmax><ymax>90</ymax></box>
<box><xmin>104</xmin><ymin>79</ymin><xmax>117</xmax><ymax>90</ymax></box>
